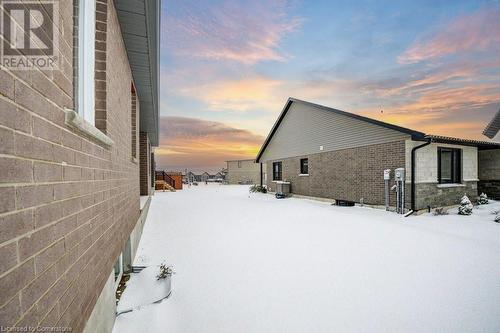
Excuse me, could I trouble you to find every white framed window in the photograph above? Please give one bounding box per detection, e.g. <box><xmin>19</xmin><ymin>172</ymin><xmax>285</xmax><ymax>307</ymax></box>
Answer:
<box><xmin>77</xmin><ymin>0</ymin><xmax>96</xmax><ymax>124</ymax></box>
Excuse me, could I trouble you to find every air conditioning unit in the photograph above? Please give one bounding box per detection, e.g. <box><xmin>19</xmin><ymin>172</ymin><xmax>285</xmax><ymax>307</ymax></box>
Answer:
<box><xmin>275</xmin><ymin>181</ymin><xmax>290</xmax><ymax>198</ymax></box>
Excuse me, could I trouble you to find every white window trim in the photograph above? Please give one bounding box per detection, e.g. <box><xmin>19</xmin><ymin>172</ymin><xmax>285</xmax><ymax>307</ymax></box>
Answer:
<box><xmin>436</xmin><ymin>183</ymin><xmax>466</xmax><ymax>188</ymax></box>
<box><xmin>78</xmin><ymin>0</ymin><xmax>96</xmax><ymax>124</ymax></box>
<box><xmin>65</xmin><ymin>1</ymin><xmax>112</xmax><ymax>147</ymax></box>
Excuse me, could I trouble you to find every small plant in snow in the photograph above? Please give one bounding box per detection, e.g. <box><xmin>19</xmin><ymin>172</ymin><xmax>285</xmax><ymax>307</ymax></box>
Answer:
<box><xmin>477</xmin><ymin>193</ymin><xmax>489</xmax><ymax>205</ymax></box>
<box><xmin>433</xmin><ymin>207</ymin><xmax>448</xmax><ymax>216</ymax></box>
<box><xmin>494</xmin><ymin>214</ymin><xmax>500</xmax><ymax>223</ymax></box>
<box><xmin>249</xmin><ymin>185</ymin><xmax>267</xmax><ymax>193</ymax></box>
<box><xmin>157</xmin><ymin>263</ymin><xmax>174</xmax><ymax>280</ymax></box>
<box><xmin>458</xmin><ymin>195</ymin><xmax>473</xmax><ymax>215</ymax></box>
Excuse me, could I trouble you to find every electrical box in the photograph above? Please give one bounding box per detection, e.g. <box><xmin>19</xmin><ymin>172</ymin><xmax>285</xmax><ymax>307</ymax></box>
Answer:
<box><xmin>395</xmin><ymin>168</ymin><xmax>405</xmax><ymax>181</ymax></box>
<box><xmin>384</xmin><ymin>169</ymin><xmax>391</xmax><ymax>180</ymax></box>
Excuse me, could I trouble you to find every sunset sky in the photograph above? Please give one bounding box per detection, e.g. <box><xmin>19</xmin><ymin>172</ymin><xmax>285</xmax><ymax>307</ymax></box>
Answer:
<box><xmin>158</xmin><ymin>0</ymin><xmax>500</xmax><ymax>173</ymax></box>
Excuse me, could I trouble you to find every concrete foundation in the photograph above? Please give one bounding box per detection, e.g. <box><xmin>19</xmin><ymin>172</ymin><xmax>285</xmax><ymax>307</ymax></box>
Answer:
<box><xmin>124</xmin><ymin>196</ymin><xmax>151</xmax><ymax>270</ymax></box>
<box><xmin>83</xmin><ymin>271</ymin><xmax>116</xmax><ymax>333</ymax></box>
<box><xmin>83</xmin><ymin>195</ymin><xmax>151</xmax><ymax>332</ymax></box>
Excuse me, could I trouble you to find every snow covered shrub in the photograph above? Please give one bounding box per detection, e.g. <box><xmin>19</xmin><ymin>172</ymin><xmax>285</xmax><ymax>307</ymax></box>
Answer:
<box><xmin>495</xmin><ymin>214</ymin><xmax>500</xmax><ymax>223</ymax></box>
<box><xmin>433</xmin><ymin>207</ymin><xmax>448</xmax><ymax>216</ymax></box>
<box><xmin>249</xmin><ymin>185</ymin><xmax>267</xmax><ymax>193</ymax></box>
<box><xmin>157</xmin><ymin>263</ymin><xmax>174</xmax><ymax>280</ymax></box>
<box><xmin>477</xmin><ymin>193</ymin><xmax>489</xmax><ymax>205</ymax></box>
<box><xmin>458</xmin><ymin>195</ymin><xmax>473</xmax><ymax>215</ymax></box>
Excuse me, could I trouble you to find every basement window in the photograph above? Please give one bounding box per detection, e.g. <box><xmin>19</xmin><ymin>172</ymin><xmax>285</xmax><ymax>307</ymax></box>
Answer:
<box><xmin>438</xmin><ymin>147</ymin><xmax>461</xmax><ymax>184</ymax></box>
<box><xmin>300</xmin><ymin>158</ymin><xmax>308</xmax><ymax>175</ymax></box>
<box><xmin>76</xmin><ymin>0</ymin><xmax>96</xmax><ymax>124</ymax></box>
<box><xmin>273</xmin><ymin>162</ymin><xmax>282</xmax><ymax>181</ymax></box>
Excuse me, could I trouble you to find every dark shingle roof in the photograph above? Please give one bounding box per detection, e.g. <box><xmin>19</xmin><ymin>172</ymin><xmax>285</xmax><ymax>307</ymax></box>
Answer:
<box><xmin>425</xmin><ymin>135</ymin><xmax>500</xmax><ymax>150</ymax></box>
<box><xmin>483</xmin><ymin>109</ymin><xmax>500</xmax><ymax>139</ymax></box>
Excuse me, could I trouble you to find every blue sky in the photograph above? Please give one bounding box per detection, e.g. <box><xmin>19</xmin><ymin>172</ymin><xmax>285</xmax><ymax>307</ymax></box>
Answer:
<box><xmin>157</xmin><ymin>0</ymin><xmax>500</xmax><ymax>172</ymax></box>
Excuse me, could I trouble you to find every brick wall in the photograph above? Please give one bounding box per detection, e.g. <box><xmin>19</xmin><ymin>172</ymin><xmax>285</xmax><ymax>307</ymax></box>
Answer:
<box><xmin>478</xmin><ymin>149</ymin><xmax>500</xmax><ymax>199</ymax></box>
<box><xmin>226</xmin><ymin>160</ymin><xmax>261</xmax><ymax>184</ymax></box>
<box><xmin>139</xmin><ymin>132</ymin><xmax>151</xmax><ymax>196</ymax></box>
<box><xmin>131</xmin><ymin>85</ymin><xmax>137</xmax><ymax>159</ymax></box>
<box><xmin>0</xmin><ymin>1</ymin><xmax>141</xmax><ymax>331</ymax></box>
<box><xmin>94</xmin><ymin>0</ymin><xmax>108</xmax><ymax>134</ymax></box>
<box><xmin>265</xmin><ymin>141</ymin><xmax>406</xmax><ymax>206</ymax></box>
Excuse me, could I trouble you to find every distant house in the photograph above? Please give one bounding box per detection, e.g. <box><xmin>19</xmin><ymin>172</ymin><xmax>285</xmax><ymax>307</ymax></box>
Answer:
<box><xmin>188</xmin><ymin>171</ymin><xmax>197</xmax><ymax>182</ymax></box>
<box><xmin>226</xmin><ymin>159</ymin><xmax>264</xmax><ymax>184</ymax></box>
<box><xmin>480</xmin><ymin>109</ymin><xmax>500</xmax><ymax>198</ymax></box>
<box><xmin>201</xmin><ymin>172</ymin><xmax>210</xmax><ymax>182</ymax></box>
<box><xmin>221</xmin><ymin>168</ymin><xmax>228</xmax><ymax>179</ymax></box>
<box><xmin>256</xmin><ymin>98</ymin><xmax>500</xmax><ymax>210</ymax></box>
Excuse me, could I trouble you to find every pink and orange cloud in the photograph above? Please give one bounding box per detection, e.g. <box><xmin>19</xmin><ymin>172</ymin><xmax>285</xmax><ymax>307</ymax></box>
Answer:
<box><xmin>182</xmin><ymin>76</ymin><xmax>284</xmax><ymax>112</ymax></box>
<box><xmin>164</xmin><ymin>0</ymin><xmax>302</xmax><ymax>64</ymax></box>
<box><xmin>399</xmin><ymin>7</ymin><xmax>500</xmax><ymax>64</ymax></box>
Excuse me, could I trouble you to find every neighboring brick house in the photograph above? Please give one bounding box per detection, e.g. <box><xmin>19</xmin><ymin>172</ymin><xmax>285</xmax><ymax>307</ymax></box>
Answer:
<box><xmin>479</xmin><ymin>109</ymin><xmax>500</xmax><ymax>198</ymax></box>
<box><xmin>166</xmin><ymin>172</ymin><xmax>183</xmax><ymax>190</ymax></box>
<box><xmin>256</xmin><ymin>98</ymin><xmax>500</xmax><ymax>211</ymax></box>
<box><xmin>0</xmin><ymin>1</ymin><xmax>159</xmax><ymax>332</ymax></box>
<box><xmin>155</xmin><ymin>171</ymin><xmax>183</xmax><ymax>190</ymax></box>
<box><xmin>226</xmin><ymin>159</ymin><xmax>264</xmax><ymax>185</ymax></box>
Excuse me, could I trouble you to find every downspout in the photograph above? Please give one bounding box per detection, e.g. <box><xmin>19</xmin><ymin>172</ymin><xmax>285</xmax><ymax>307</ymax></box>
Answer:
<box><xmin>260</xmin><ymin>163</ymin><xmax>263</xmax><ymax>186</ymax></box>
<box><xmin>411</xmin><ymin>138</ymin><xmax>432</xmax><ymax>212</ymax></box>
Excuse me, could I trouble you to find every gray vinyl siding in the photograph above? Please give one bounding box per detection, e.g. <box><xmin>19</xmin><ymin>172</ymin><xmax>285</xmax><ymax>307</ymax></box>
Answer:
<box><xmin>259</xmin><ymin>102</ymin><xmax>411</xmax><ymax>162</ymax></box>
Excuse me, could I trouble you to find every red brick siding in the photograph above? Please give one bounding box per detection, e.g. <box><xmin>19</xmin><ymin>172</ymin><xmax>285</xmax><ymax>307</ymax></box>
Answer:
<box><xmin>139</xmin><ymin>132</ymin><xmax>151</xmax><ymax>196</ymax></box>
<box><xmin>0</xmin><ymin>1</ymin><xmax>140</xmax><ymax>331</ymax></box>
<box><xmin>131</xmin><ymin>85</ymin><xmax>137</xmax><ymax>159</ymax></box>
<box><xmin>94</xmin><ymin>0</ymin><xmax>108</xmax><ymax>134</ymax></box>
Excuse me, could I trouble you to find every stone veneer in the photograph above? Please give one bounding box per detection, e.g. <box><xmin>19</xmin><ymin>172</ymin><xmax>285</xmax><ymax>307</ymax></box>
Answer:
<box><xmin>413</xmin><ymin>181</ymin><xmax>477</xmax><ymax>210</ymax></box>
<box><xmin>265</xmin><ymin>140</ymin><xmax>406</xmax><ymax>206</ymax></box>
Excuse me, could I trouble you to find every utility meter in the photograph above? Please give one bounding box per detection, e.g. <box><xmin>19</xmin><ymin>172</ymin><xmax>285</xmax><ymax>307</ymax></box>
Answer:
<box><xmin>395</xmin><ymin>168</ymin><xmax>405</xmax><ymax>181</ymax></box>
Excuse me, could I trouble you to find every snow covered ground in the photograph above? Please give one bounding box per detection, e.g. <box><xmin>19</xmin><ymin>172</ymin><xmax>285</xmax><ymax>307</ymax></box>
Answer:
<box><xmin>113</xmin><ymin>184</ymin><xmax>500</xmax><ymax>333</ymax></box>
